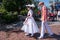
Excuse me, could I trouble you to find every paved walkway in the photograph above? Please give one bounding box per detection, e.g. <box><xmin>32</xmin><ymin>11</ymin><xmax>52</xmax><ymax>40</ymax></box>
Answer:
<box><xmin>0</xmin><ymin>21</ymin><xmax>60</xmax><ymax>40</ymax></box>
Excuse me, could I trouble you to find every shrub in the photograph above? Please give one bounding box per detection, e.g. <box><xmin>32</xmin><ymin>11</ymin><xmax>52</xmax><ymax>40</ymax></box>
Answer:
<box><xmin>0</xmin><ymin>5</ymin><xmax>7</xmax><ymax>14</ymax></box>
<box><xmin>20</xmin><ymin>9</ymin><xmax>28</xmax><ymax>16</ymax></box>
<box><xmin>1</xmin><ymin>11</ymin><xmax>18</xmax><ymax>23</ymax></box>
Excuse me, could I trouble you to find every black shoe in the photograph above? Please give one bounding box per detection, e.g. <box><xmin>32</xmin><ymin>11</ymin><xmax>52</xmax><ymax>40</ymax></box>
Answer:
<box><xmin>49</xmin><ymin>33</ymin><xmax>56</xmax><ymax>37</ymax></box>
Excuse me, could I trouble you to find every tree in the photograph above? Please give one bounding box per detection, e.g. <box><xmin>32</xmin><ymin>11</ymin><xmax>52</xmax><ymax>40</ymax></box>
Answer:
<box><xmin>2</xmin><ymin>0</ymin><xmax>33</xmax><ymax>12</ymax></box>
<box><xmin>2</xmin><ymin>0</ymin><xmax>22</xmax><ymax>12</ymax></box>
<box><xmin>0</xmin><ymin>0</ymin><xmax>33</xmax><ymax>23</ymax></box>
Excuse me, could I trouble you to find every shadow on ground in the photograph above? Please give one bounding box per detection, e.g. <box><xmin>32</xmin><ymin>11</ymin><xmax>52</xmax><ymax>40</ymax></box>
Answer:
<box><xmin>31</xmin><ymin>33</ymin><xmax>60</xmax><ymax>40</ymax></box>
<box><xmin>44</xmin><ymin>33</ymin><xmax>60</xmax><ymax>40</ymax></box>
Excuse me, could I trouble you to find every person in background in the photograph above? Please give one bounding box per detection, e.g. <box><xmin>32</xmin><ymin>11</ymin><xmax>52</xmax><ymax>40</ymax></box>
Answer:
<box><xmin>57</xmin><ymin>9</ymin><xmax>60</xmax><ymax>20</ymax></box>
<box><xmin>38</xmin><ymin>2</ymin><xmax>54</xmax><ymax>39</ymax></box>
<box><xmin>53</xmin><ymin>9</ymin><xmax>57</xmax><ymax>20</ymax></box>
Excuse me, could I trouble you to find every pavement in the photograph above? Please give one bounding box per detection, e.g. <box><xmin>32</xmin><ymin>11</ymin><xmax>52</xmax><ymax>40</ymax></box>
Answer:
<box><xmin>0</xmin><ymin>20</ymin><xmax>60</xmax><ymax>40</ymax></box>
<box><xmin>0</xmin><ymin>16</ymin><xmax>60</xmax><ymax>40</ymax></box>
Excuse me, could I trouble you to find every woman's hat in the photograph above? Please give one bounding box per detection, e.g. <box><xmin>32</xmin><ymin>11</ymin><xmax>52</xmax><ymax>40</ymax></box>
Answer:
<box><xmin>26</xmin><ymin>4</ymin><xmax>35</xmax><ymax>7</ymax></box>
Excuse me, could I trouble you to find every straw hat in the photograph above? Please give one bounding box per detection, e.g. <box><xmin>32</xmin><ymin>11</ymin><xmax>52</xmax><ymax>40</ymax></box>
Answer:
<box><xmin>26</xmin><ymin>4</ymin><xmax>35</xmax><ymax>7</ymax></box>
<box><xmin>38</xmin><ymin>2</ymin><xmax>44</xmax><ymax>5</ymax></box>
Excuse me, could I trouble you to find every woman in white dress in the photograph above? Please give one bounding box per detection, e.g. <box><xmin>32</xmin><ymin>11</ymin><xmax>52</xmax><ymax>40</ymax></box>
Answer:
<box><xmin>21</xmin><ymin>4</ymin><xmax>39</xmax><ymax>36</ymax></box>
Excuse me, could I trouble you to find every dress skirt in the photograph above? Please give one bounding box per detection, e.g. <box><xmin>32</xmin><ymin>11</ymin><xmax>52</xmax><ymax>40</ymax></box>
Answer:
<box><xmin>21</xmin><ymin>17</ymin><xmax>39</xmax><ymax>34</ymax></box>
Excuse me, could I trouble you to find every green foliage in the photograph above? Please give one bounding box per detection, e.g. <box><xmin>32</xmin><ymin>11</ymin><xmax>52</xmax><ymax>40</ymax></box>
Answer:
<box><xmin>0</xmin><ymin>0</ymin><xmax>33</xmax><ymax>23</ymax></box>
<box><xmin>2</xmin><ymin>0</ymin><xmax>19</xmax><ymax>11</ymax></box>
<box><xmin>25</xmin><ymin>0</ymin><xmax>33</xmax><ymax>4</ymax></box>
<box><xmin>2</xmin><ymin>0</ymin><xmax>33</xmax><ymax>12</ymax></box>
<box><xmin>1</xmin><ymin>11</ymin><xmax>18</xmax><ymax>23</ymax></box>
<box><xmin>33</xmin><ymin>8</ymin><xmax>41</xmax><ymax>18</ymax></box>
<box><xmin>0</xmin><ymin>5</ymin><xmax>6</xmax><ymax>13</ymax></box>
<box><xmin>34</xmin><ymin>8</ymin><xmax>38</xmax><ymax>14</ymax></box>
<box><xmin>20</xmin><ymin>9</ymin><xmax>28</xmax><ymax>16</ymax></box>
<box><xmin>0</xmin><ymin>5</ymin><xmax>18</xmax><ymax>23</ymax></box>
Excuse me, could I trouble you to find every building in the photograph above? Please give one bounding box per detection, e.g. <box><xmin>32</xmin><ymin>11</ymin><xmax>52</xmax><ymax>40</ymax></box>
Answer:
<box><xmin>49</xmin><ymin>0</ymin><xmax>60</xmax><ymax>13</ymax></box>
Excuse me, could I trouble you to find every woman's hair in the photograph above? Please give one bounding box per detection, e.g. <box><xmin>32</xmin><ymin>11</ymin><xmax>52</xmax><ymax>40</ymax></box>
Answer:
<box><xmin>27</xmin><ymin>6</ymin><xmax>35</xmax><ymax>10</ymax></box>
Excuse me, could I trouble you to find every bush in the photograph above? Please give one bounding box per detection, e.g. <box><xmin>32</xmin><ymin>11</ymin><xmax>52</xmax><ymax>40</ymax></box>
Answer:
<box><xmin>34</xmin><ymin>8</ymin><xmax>41</xmax><ymax>17</ymax></box>
<box><xmin>2</xmin><ymin>0</ymin><xmax>29</xmax><ymax>12</ymax></box>
<box><xmin>0</xmin><ymin>5</ymin><xmax>7</xmax><ymax>14</ymax></box>
<box><xmin>20</xmin><ymin>9</ymin><xmax>28</xmax><ymax>16</ymax></box>
<box><xmin>0</xmin><ymin>4</ymin><xmax>18</xmax><ymax>23</ymax></box>
<box><xmin>1</xmin><ymin>11</ymin><xmax>18</xmax><ymax>23</ymax></box>
<box><xmin>0</xmin><ymin>0</ymin><xmax>33</xmax><ymax>24</ymax></box>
